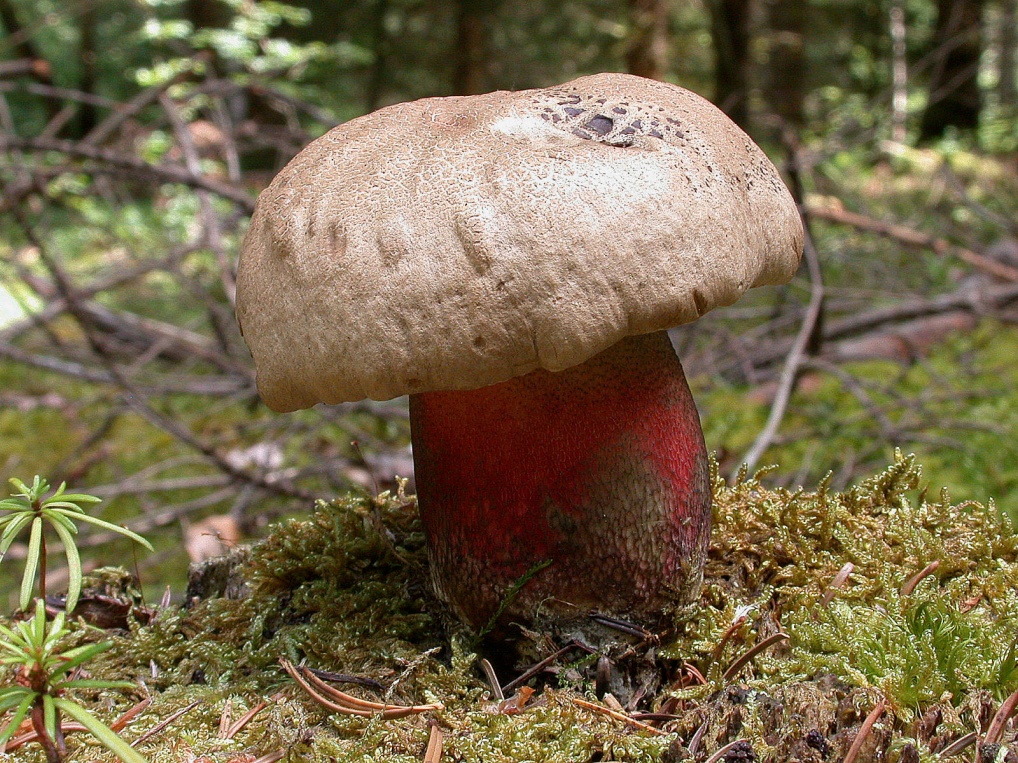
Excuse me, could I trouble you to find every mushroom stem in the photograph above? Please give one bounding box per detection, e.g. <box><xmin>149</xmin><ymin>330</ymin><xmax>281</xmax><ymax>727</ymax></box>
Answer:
<box><xmin>409</xmin><ymin>330</ymin><xmax>710</xmax><ymax>629</ymax></box>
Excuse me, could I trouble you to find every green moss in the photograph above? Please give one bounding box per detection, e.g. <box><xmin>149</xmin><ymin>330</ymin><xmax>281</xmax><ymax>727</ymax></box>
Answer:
<box><xmin>5</xmin><ymin>455</ymin><xmax>1018</xmax><ymax>761</ymax></box>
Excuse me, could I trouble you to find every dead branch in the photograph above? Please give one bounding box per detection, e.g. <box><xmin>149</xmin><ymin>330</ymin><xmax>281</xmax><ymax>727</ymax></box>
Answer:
<box><xmin>697</xmin><ymin>281</ymin><xmax>1018</xmax><ymax>382</ymax></box>
<box><xmin>740</xmin><ymin>133</ymin><xmax>826</xmax><ymax>474</ymax></box>
<box><xmin>739</xmin><ymin>227</ymin><xmax>824</xmax><ymax>474</ymax></box>
<box><xmin>807</xmin><ymin>201</ymin><xmax>1018</xmax><ymax>283</ymax></box>
<box><xmin>158</xmin><ymin>92</ymin><xmax>236</xmax><ymax>305</ymax></box>
<box><xmin>0</xmin><ymin>134</ymin><xmax>256</xmax><ymax>211</ymax></box>
<box><xmin>11</xmin><ymin>211</ymin><xmax>311</xmax><ymax>502</ymax></box>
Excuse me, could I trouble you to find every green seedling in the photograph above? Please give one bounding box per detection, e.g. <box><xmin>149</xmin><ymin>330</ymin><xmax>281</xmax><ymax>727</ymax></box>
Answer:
<box><xmin>0</xmin><ymin>476</ymin><xmax>153</xmax><ymax>612</ymax></box>
<box><xmin>0</xmin><ymin>599</ymin><xmax>147</xmax><ymax>762</ymax></box>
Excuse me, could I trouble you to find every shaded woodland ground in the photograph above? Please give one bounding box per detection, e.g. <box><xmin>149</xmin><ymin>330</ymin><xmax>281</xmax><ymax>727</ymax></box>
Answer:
<box><xmin>1</xmin><ymin>0</ymin><xmax>1016</xmax><ymax>597</ymax></box>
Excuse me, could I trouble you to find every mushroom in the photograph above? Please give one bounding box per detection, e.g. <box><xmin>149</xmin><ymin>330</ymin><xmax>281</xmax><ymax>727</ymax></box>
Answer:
<box><xmin>236</xmin><ymin>73</ymin><xmax>803</xmax><ymax>630</ymax></box>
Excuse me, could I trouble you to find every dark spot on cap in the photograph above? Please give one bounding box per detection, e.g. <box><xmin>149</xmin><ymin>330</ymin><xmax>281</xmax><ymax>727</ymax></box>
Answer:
<box><xmin>564</xmin><ymin>107</ymin><xmax>584</xmax><ymax>117</ymax></box>
<box><xmin>612</xmin><ymin>106</ymin><xmax>626</xmax><ymax>114</ymax></box>
<box><xmin>585</xmin><ymin>114</ymin><xmax>614</xmax><ymax>136</ymax></box>
<box><xmin>558</xmin><ymin>95</ymin><xmax>582</xmax><ymax>105</ymax></box>
<box><xmin>648</xmin><ymin>129</ymin><xmax>663</xmax><ymax>139</ymax></box>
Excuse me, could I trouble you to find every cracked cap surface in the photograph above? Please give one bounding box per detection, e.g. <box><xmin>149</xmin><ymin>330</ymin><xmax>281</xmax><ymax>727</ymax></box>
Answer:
<box><xmin>236</xmin><ymin>72</ymin><xmax>804</xmax><ymax>411</ymax></box>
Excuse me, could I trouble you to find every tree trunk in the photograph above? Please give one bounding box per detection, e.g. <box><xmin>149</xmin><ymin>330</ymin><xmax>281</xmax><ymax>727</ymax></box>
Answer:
<box><xmin>999</xmin><ymin>0</ymin><xmax>1017</xmax><ymax>107</ymax></box>
<box><xmin>76</xmin><ymin>1</ymin><xmax>99</xmax><ymax>137</ymax></box>
<box><xmin>626</xmin><ymin>0</ymin><xmax>671</xmax><ymax>81</ymax></box>
<box><xmin>919</xmin><ymin>0</ymin><xmax>985</xmax><ymax>140</ymax></box>
<box><xmin>453</xmin><ymin>0</ymin><xmax>496</xmax><ymax>95</ymax></box>
<box><xmin>890</xmin><ymin>0</ymin><xmax>908</xmax><ymax>142</ymax></box>
<box><xmin>365</xmin><ymin>0</ymin><xmax>391</xmax><ymax>111</ymax></box>
<box><xmin>761</xmin><ymin>0</ymin><xmax>806</xmax><ymax>129</ymax></box>
<box><xmin>708</xmin><ymin>0</ymin><xmax>753</xmax><ymax>128</ymax></box>
<box><xmin>0</xmin><ymin>0</ymin><xmax>58</xmax><ymax>125</ymax></box>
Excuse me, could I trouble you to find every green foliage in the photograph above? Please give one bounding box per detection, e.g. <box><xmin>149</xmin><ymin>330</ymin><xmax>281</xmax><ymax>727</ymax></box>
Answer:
<box><xmin>0</xmin><ymin>476</ymin><xmax>152</xmax><ymax>612</ymax></box>
<box><xmin>135</xmin><ymin>0</ymin><xmax>371</xmax><ymax>110</ymax></box>
<box><xmin>785</xmin><ymin>593</ymin><xmax>1018</xmax><ymax>714</ymax></box>
<box><xmin>699</xmin><ymin>453</ymin><xmax>1018</xmax><ymax>716</ymax></box>
<box><xmin>0</xmin><ymin>599</ymin><xmax>146</xmax><ymax>763</ymax></box>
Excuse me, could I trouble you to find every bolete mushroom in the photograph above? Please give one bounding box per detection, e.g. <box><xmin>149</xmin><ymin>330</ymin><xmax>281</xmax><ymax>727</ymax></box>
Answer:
<box><xmin>236</xmin><ymin>73</ymin><xmax>803</xmax><ymax>630</ymax></box>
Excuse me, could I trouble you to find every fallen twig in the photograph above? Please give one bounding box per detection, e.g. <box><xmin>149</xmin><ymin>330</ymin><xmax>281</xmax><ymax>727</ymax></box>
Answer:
<box><xmin>722</xmin><ymin>632</ymin><xmax>790</xmax><ymax>682</ymax></box>
<box><xmin>693</xmin><ymin>282</ymin><xmax>1018</xmax><ymax>383</ymax></box>
<box><xmin>570</xmin><ymin>698</ymin><xmax>669</xmax><ymax>737</ymax></box>
<box><xmin>423</xmin><ymin>722</ymin><xmax>443</xmax><ymax>763</ymax></box>
<box><xmin>739</xmin><ymin>223</ymin><xmax>825</xmax><ymax>475</ymax></box>
<box><xmin>984</xmin><ymin>687</ymin><xmax>1018</xmax><ymax>746</ymax></box>
<box><xmin>130</xmin><ymin>699</ymin><xmax>203</xmax><ymax>747</ymax></box>
<box><xmin>0</xmin><ymin>134</ymin><xmax>256</xmax><ymax>211</ymax></box>
<box><xmin>939</xmin><ymin>731</ymin><xmax>977</xmax><ymax>756</ymax></box>
<box><xmin>820</xmin><ymin>562</ymin><xmax>855</xmax><ymax>606</ymax></box>
<box><xmin>900</xmin><ymin>560</ymin><xmax>940</xmax><ymax>596</ymax></box>
<box><xmin>843</xmin><ymin>699</ymin><xmax>886</xmax><ymax>763</ymax></box>
<box><xmin>704</xmin><ymin>739</ymin><xmax>751</xmax><ymax>763</ymax></box>
<box><xmin>280</xmin><ymin>659</ymin><xmax>442</xmax><ymax>719</ymax></box>
<box><xmin>807</xmin><ymin>202</ymin><xmax>1018</xmax><ymax>283</ymax></box>
<box><xmin>501</xmin><ymin>641</ymin><xmax>587</xmax><ymax>695</ymax></box>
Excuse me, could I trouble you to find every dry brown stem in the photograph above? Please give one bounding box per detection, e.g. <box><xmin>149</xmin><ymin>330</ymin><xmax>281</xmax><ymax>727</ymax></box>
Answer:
<box><xmin>423</xmin><ymin>723</ymin><xmax>443</xmax><ymax>763</ymax></box>
<box><xmin>570</xmin><ymin>698</ymin><xmax>669</xmax><ymax>737</ymax></box>
<box><xmin>280</xmin><ymin>659</ymin><xmax>443</xmax><ymax>719</ymax></box>
<box><xmin>722</xmin><ymin>632</ymin><xmax>790</xmax><ymax>682</ymax></box>
<box><xmin>984</xmin><ymin>688</ymin><xmax>1018</xmax><ymax>746</ymax></box>
<box><xmin>819</xmin><ymin>562</ymin><xmax>855</xmax><ymax>606</ymax></box>
<box><xmin>807</xmin><ymin>202</ymin><xmax>1018</xmax><ymax>283</ymax></box>
<box><xmin>843</xmin><ymin>699</ymin><xmax>886</xmax><ymax>763</ymax></box>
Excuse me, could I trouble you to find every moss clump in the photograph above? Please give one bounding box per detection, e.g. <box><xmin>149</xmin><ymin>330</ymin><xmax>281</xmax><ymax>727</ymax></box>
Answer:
<box><xmin>4</xmin><ymin>455</ymin><xmax>1018</xmax><ymax>762</ymax></box>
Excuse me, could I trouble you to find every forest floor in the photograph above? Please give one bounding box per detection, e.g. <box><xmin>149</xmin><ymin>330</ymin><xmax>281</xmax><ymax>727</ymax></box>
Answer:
<box><xmin>3</xmin><ymin>452</ymin><xmax>1017</xmax><ymax>763</ymax></box>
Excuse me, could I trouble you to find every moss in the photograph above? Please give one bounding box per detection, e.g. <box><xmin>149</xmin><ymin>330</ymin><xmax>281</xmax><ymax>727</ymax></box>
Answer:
<box><xmin>4</xmin><ymin>456</ymin><xmax>1018</xmax><ymax>762</ymax></box>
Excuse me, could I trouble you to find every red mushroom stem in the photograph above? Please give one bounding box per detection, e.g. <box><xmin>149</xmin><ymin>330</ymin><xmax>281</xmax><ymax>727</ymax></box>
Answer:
<box><xmin>409</xmin><ymin>330</ymin><xmax>711</xmax><ymax>629</ymax></box>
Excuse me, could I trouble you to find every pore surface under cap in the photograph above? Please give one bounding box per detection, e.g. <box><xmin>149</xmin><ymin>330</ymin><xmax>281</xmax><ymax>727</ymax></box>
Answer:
<box><xmin>236</xmin><ymin>72</ymin><xmax>804</xmax><ymax>411</ymax></box>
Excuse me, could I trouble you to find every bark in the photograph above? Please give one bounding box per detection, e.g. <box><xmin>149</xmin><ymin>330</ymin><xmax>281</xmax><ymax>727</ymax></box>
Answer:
<box><xmin>453</xmin><ymin>0</ymin><xmax>497</xmax><ymax>95</ymax></box>
<box><xmin>626</xmin><ymin>0</ymin><xmax>671</xmax><ymax>81</ymax></box>
<box><xmin>0</xmin><ymin>0</ymin><xmax>51</xmax><ymax>81</ymax></box>
<box><xmin>890</xmin><ymin>0</ymin><xmax>908</xmax><ymax>142</ymax></box>
<box><xmin>0</xmin><ymin>0</ymin><xmax>57</xmax><ymax>125</ymax></box>
<box><xmin>762</xmin><ymin>0</ymin><xmax>806</xmax><ymax>128</ymax></box>
<box><xmin>186</xmin><ymin>0</ymin><xmax>233</xmax><ymax>31</ymax></box>
<box><xmin>76</xmin><ymin>1</ymin><xmax>99</xmax><ymax>137</ymax></box>
<box><xmin>708</xmin><ymin>0</ymin><xmax>753</xmax><ymax>127</ymax></box>
<box><xmin>919</xmin><ymin>0</ymin><xmax>985</xmax><ymax>140</ymax></box>
<box><xmin>999</xmin><ymin>0</ymin><xmax>1017</xmax><ymax>107</ymax></box>
<box><xmin>364</xmin><ymin>0</ymin><xmax>390</xmax><ymax>111</ymax></box>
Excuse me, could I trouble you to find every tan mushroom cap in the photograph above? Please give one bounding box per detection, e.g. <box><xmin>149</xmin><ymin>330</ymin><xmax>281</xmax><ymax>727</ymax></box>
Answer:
<box><xmin>236</xmin><ymin>73</ymin><xmax>804</xmax><ymax>412</ymax></box>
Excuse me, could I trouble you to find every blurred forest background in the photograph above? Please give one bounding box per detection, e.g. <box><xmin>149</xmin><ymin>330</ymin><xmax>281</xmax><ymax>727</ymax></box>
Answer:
<box><xmin>1</xmin><ymin>0</ymin><xmax>1017</xmax><ymax>606</ymax></box>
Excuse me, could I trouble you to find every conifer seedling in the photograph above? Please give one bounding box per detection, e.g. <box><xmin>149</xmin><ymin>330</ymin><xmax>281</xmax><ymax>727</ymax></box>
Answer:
<box><xmin>0</xmin><ymin>476</ymin><xmax>153</xmax><ymax>613</ymax></box>
<box><xmin>0</xmin><ymin>599</ymin><xmax>147</xmax><ymax>762</ymax></box>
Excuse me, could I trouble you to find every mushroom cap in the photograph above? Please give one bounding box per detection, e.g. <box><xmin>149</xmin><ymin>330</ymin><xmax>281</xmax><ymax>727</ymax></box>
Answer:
<box><xmin>236</xmin><ymin>73</ymin><xmax>804</xmax><ymax>412</ymax></box>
